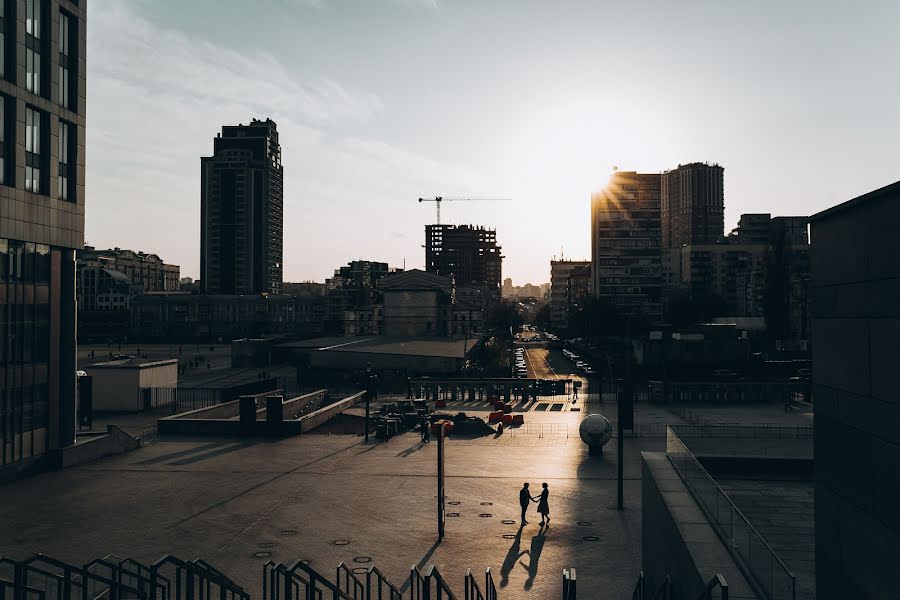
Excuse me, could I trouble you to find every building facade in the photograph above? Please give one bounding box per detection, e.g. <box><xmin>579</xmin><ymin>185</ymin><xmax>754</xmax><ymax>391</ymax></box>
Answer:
<box><xmin>810</xmin><ymin>181</ymin><xmax>900</xmax><ymax>599</ymax></box>
<box><xmin>591</xmin><ymin>171</ymin><xmax>663</xmax><ymax>321</ymax></box>
<box><xmin>323</xmin><ymin>260</ymin><xmax>391</xmax><ymax>336</ymax></box>
<box><xmin>660</xmin><ymin>162</ymin><xmax>724</xmax><ymax>249</ymax></box>
<box><xmin>129</xmin><ymin>293</ymin><xmax>324</xmax><ymax>342</ymax></box>
<box><xmin>201</xmin><ymin>118</ymin><xmax>283</xmax><ymax>295</ymax></box>
<box><xmin>549</xmin><ymin>259</ymin><xmax>590</xmax><ymax>329</ymax></box>
<box><xmin>1</xmin><ymin>0</ymin><xmax>87</xmax><ymax>471</ymax></box>
<box><xmin>425</xmin><ymin>224</ymin><xmax>502</xmax><ymax>293</ymax></box>
<box><xmin>78</xmin><ymin>246</ymin><xmax>179</xmax><ymax>294</ymax></box>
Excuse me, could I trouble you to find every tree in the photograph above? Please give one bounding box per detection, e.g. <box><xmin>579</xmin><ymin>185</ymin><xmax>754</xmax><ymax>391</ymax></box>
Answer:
<box><xmin>485</xmin><ymin>299</ymin><xmax>524</xmax><ymax>337</ymax></box>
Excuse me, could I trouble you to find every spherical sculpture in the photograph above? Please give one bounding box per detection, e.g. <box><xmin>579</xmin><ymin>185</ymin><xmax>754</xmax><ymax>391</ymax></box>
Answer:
<box><xmin>579</xmin><ymin>414</ymin><xmax>613</xmax><ymax>455</ymax></box>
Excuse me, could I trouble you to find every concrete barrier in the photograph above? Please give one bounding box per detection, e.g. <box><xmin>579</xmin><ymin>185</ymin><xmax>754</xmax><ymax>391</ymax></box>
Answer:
<box><xmin>298</xmin><ymin>392</ymin><xmax>366</xmax><ymax>433</ymax></box>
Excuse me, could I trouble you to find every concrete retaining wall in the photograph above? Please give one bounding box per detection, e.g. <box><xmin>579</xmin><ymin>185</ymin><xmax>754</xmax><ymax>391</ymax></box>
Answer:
<box><xmin>299</xmin><ymin>392</ymin><xmax>366</xmax><ymax>433</ymax></box>
<box><xmin>641</xmin><ymin>451</ymin><xmax>756</xmax><ymax>599</ymax></box>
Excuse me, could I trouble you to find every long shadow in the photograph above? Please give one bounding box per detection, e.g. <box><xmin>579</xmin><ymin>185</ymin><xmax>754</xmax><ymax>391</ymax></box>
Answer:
<box><xmin>521</xmin><ymin>528</ymin><xmax>546</xmax><ymax>591</ymax></box>
<box><xmin>397</xmin><ymin>538</ymin><xmax>442</xmax><ymax>595</ymax></box>
<box><xmin>134</xmin><ymin>441</ymin><xmax>228</xmax><ymax>465</ymax></box>
<box><xmin>396</xmin><ymin>441</ymin><xmax>427</xmax><ymax>457</ymax></box>
<box><xmin>499</xmin><ymin>525</ymin><xmax>528</xmax><ymax>587</ymax></box>
<box><xmin>169</xmin><ymin>441</ymin><xmax>259</xmax><ymax>465</ymax></box>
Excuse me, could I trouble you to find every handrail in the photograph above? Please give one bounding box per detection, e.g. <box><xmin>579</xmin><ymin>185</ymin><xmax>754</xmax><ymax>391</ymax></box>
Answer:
<box><xmin>483</xmin><ymin>568</ymin><xmax>497</xmax><ymax>600</ymax></box>
<box><xmin>336</xmin><ymin>563</ymin><xmax>365</xmax><ymax>600</ymax></box>
<box><xmin>14</xmin><ymin>554</ymin><xmax>147</xmax><ymax>600</ymax></box>
<box><xmin>651</xmin><ymin>576</ymin><xmax>671</xmax><ymax>600</ymax></box>
<box><xmin>85</xmin><ymin>556</ymin><xmax>170</xmax><ymax>600</ymax></box>
<box><xmin>150</xmin><ymin>555</ymin><xmax>249</xmax><ymax>600</ymax></box>
<box><xmin>283</xmin><ymin>560</ymin><xmax>353</xmax><ymax>600</ymax></box>
<box><xmin>410</xmin><ymin>565</ymin><xmax>456</xmax><ymax>600</ymax></box>
<box><xmin>695</xmin><ymin>574</ymin><xmax>728</xmax><ymax>600</ymax></box>
<box><xmin>562</xmin><ymin>568</ymin><xmax>576</xmax><ymax>600</ymax></box>
<box><xmin>632</xmin><ymin>571</ymin><xmax>645</xmax><ymax>600</ymax></box>
<box><xmin>463</xmin><ymin>569</ymin><xmax>483</xmax><ymax>600</ymax></box>
<box><xmin>0</xmin><ymin>577</ymin><xmax>47</xmax><ymax>600</ymax></box>
<box><xmin>365</xmin><ymin>566</ymin><xmax>402</xmax><ymax>600</ymax></box>
<box><xmin>666</xmin><ymin>427</ymin><xmax>796</xmax><ymax>600</ymax></box>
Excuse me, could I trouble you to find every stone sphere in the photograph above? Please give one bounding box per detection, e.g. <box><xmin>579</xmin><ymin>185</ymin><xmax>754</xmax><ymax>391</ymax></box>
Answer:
<box><xmin>579</xmin><ymin>414</ymin><xmax>613</xmax><ymax>449</ymax></box>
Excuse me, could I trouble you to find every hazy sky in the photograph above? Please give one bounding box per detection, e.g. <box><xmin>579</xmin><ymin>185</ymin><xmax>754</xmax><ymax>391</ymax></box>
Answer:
<box><xmin>87</xmin><ymin>0</ymin><xmax>900</xmax><ymax>285</ymax></box>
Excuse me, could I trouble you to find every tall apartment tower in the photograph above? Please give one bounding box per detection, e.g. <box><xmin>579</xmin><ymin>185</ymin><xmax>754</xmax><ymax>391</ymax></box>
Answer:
<box><xmin>660</xmin><ymin>162</ymin><xmax>724</xmax><ymax>248</ymax></box>
<box><xmin>591</xmin><ymin>171</ymin><xmax>663</xmax><ymax>320</ymax></box>
<box><xmin>201</xmin><ymin>119</ymin><xmax>283</xmax><ymax>295</ymax></box>
<box><xmin>1</xmin><ymin>0</ymin><xmax>88</xmax><ymax>471</ymax></box>
<box><xmin>425</xmin><ymin>224</ymin><xmax>502</xmax><ymax>291</ymax></box>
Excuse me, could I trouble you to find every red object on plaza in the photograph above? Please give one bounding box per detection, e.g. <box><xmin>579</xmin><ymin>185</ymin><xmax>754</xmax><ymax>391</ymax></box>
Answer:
<box><xmin>488</xmin><ymin>411</ymin><xmax>503</xmax><ymax>423</ymax></box>
<box><xmin>435</xmin><ymin>399</ymin><xmax>446</xmax><ymax>408</ymax></box>
<box><xmin>501</xmin><ymin>414</ymin><xmax>513</xmax><ymax>425</ymax></box>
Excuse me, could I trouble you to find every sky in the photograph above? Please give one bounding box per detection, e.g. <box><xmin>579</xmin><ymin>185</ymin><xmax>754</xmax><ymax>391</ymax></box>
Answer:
<box><xmin>86</xmin><ymin>0</ymin><xmax>900</xmax><ymax>285</ymax></box>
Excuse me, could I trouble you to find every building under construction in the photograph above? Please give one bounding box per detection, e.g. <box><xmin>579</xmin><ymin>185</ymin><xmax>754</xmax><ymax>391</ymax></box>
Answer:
<box><xmin>425</xmin><ymin>224</ymin><xmax>503</xmax><ymax>291</ymax></box>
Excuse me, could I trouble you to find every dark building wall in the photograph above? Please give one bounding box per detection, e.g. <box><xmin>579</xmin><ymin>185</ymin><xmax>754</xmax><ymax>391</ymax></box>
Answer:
<box><xmin>1</xmin><ymin>0</ymin><xmax>87</xmax><ymax>471</ymax></box>
<box><xmin>810</xmin><ymin>181</ymin><xmax>900</xmax><ymax>599</ymax></box>
<box><xmin>425</xmin><ymin>224</ymin><xmax>501</xmax><ymax>291</ymax></box>
<box><xmin>201</xmin><ymin>119</ymin><xmax>283</xmax><ymax>296</ymax></box>
<box><xmin>661</xmin><ymin>163</ymin><xmax>724</xmax><ymax>249</ymax></box>
<box><xmin>591</xmin><ymin>171</ymin><xmax>662</xmax><ymax>320</ymax></box>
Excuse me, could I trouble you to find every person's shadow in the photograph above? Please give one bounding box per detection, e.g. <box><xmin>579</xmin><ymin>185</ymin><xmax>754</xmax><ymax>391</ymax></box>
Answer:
<box><xmin>499</xmin><ymin>525</ymin><xmax>528</xmax><ymax>587</ymax></box>
<box><xmin>520</xmin><ymin>528</ymin><xmax>547</xmax><ymax>591</ymax></box>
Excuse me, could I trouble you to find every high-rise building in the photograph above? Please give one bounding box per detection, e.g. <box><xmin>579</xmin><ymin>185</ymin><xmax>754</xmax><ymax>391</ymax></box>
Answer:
<box><xmin>424</xmin><ymin>224</ymin><xmax>502</xmax><ymax>292</ymax></box>
<box><xmin>550</xmin><ymin>260</ymin><xmax>590</xmax><ymax>328</ymax></box>
<box><xmin>1</xmin><ymin>0</ymin><xmax>88</xmax><ymax>471</ymax></box>
<box><xmin>660</xmin><ymin>162</ymin><xmax>724</xmax><ymax>249</ymax></box>
<box><xmin>201</xmin><ymin>119</ymin><xmax>283</xmax><ymax>295</ymax></box>
<box><xmin>591</xmin><ymin>171</ymin><xmax>663</xmax><ymax>321</ymax></box>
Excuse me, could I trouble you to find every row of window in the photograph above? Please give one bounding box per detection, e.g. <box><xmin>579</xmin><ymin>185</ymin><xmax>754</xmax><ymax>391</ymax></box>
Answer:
<box><xmin>0</xmin><ymin>98</ymin><xmax>76</xmax><ymax>197</ymax></box>
<box><xmin>16</xmin><ymin>0</ymin><xmax>78</xmax><ymax>110</ymax></box>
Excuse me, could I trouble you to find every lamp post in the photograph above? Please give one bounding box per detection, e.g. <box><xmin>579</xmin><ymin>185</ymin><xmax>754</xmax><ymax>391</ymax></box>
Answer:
<box><xmin>364</xmin><ymin>363</ymin><xmax>374</xmax><ymax>442</ymax></box>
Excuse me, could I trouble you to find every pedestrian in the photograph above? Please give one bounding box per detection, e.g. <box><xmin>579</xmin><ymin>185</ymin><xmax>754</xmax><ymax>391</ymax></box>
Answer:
<box><xmin>421</xmin><ymin>418</ymin><xmax>430</xmax><ymax>442</ymax></box>
<box><xmin>519</xmin><ymin>483</ymin><xmax>534</xmax><ymax>525</ymax></box>
<box><xmin>536</xmin><ymin>482</ymin><xmax>550</xmax><ymax>526</ymax></box>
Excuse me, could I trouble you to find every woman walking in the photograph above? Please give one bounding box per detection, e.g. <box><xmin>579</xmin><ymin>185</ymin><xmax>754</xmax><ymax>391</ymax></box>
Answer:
<box><xmin>536</xmin><ymin>482</ymin><xmax>550</xmax><ymax>526</ymax></box>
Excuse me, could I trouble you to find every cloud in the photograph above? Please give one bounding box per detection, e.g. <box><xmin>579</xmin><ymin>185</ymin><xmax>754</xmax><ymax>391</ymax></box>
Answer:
<box><xmin>87</xmin><ymin>0</ymin><xmax>479</xmax><ymax>281</ymax></box>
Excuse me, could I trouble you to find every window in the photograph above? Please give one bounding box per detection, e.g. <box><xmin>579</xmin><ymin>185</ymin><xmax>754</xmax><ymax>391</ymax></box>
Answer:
<box><xmin>58</xmin><ymin>119</ymin><xmax>74</xmax><ymax>200</ymax></box>
<box><xmin>25</xmin><ymin>0</ymin><xmax>42</xmax><ymax>95</ymax></box>
<box><xmin>58</xmin><ymin>10</ymin><xmax>75</xmax><ymax>109</ymax></box>
<box><xmin>25</xmin><ymin>107</ymin><xmax>44</xmax><ymax>194</ymax></box>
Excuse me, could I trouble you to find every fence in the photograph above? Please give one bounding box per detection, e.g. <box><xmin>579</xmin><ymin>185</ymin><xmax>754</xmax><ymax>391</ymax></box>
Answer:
<box><xmin>141</xmin><ymin>379</ymin><xmax>280</xmax><ymax>415</ymax></box>
<box><xmin>508</xmin><ymin>423</ymin><xmax>569</xmax><ymax>439</ymax></box>
<box><xmin>666</xmin><ymin>427</ymin><xmax>795</xmax><ymax>600</ymax></box>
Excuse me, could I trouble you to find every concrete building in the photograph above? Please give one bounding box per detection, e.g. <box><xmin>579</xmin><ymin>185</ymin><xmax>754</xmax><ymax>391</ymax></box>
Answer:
<box><xmin>83</xmin><ymin>358</ymin><xmax>178</xmax><ymax>412</ymax></box>
<box><xmin>425</xmin><ymin>224</ymin><xmax>502</xmax><ymax>293</ymax></box>
<box><xmin>1</xmin><ymin>0</ymin><xmax>88</xmax><ymax>473</ymax></box>
<box><xmin>201</xmin><ymin>118</ymin><xmax>283</xmax><ymax>295</ymax></box>
<box><xmin>379</xmin><ymin>269</ymin><xmax>454</xmax><ymax>337</ymax></box>
<box><xmin>323</xmin><ymin>261</ymin><xmax>391</xmax><ymax>336</ymax></box>
<box><xmin>660</xmin><ymin>162</ymin><xmax>724</xmax><ymax>249</ymax></box>
<box><xmin>591</xmin><ymin>171</ymin><xmax>663</xmax><ymax>321</ymax></box>
<box><xmin>129</xmin><ymin>293</ymin><xmax>324</xmax><ymax>342</ymax></box>
<box><xmin>810</xmin><ymin>181</ymin><xmax>900</xmax><ymax>599</ymax></box>
<box><xmin>549</xmin><ymin>260</ymin><xmax>590</xmax><ymax>329</ymax></box>
<box><xmin>77</xmin><ymin>246</ymin><xmax>179</xmax><ymax>294</ymax></box>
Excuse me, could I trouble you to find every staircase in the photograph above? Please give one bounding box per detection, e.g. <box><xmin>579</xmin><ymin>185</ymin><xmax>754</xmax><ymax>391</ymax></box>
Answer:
<box><xmin>0</xmin><ymin>554</ymin><xmax>729</xmax><ymax>600</ymax></box>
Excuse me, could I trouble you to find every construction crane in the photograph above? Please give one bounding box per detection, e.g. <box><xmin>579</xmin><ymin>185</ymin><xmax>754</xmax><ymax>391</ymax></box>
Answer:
<box><xmin>417</xmin><ymin>197</ymin><xmax>511</xmax><ymax>225</ymax></box>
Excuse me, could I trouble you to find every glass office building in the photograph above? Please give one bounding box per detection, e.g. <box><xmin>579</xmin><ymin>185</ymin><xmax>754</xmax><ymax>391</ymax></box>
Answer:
<box><xmin>0</xmin><ymin>0</ymin><xmax>86</xmax><ymax>472</ymax></box>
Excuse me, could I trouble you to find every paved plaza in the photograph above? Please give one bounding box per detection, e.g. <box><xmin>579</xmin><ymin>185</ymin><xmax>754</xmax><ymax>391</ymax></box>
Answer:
<box><xmin>1</xmin><ymin>408</ymin><xmax>658</xmax><ymax>600</ymax></box>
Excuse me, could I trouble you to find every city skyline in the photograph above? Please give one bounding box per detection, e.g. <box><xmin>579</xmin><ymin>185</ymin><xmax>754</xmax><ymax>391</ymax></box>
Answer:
<box><xmin>86</xmin><ymin>0</ymin><xmax>900</xmax><ymax>284</ymax></box>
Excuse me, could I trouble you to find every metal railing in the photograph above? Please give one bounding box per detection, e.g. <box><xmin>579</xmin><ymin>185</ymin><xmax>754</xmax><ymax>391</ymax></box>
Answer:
<box><xmin>365</xmin><ymin>567</ymin><xmax>402</xmax><ymax>600</ymax></box>
<box><xmin>482</xmin><ymin>569</ymin><xmax>496</xmax><ymax>600</ymax></box>
<box><xmin>562</xmin><ymin>568</ymin><xmax>576</xmax><ymax>600</ymax></box>
<box><xmin>508</xmin><ymin>423</ymin><xmax>569</xmax><ymax>439</ymax></box>
<box><xmin>697</xmin><ymin>574</ymin><xmax>728</xmax><ymax>600</ymax></box>
<box><xmin>336</xmin><ymin>563</ymin><xmax>365</xmax><ymax>600</ymax></box>
<box><xmin>666</xmin><ymin>427</ymin><xmax>796</xmax><ymax>600</ymax></box>
<box><xmin>410</xmin><ymin>565</ymin><xmax>456</xmax><ymax>600</ymax></box>
<box><xmin>0</xmin><ymin>554</ymin><xmax>148</xmax><ymax>600</ymax></box>
<box><xmin>463</xmin><ymin>569</ymin><xmax>483</xmax><ymax>600</ymax></box>
<box><xmin>670</xmin><ymin>422</ymin><xmax>813</xmax><ymax>440</ymax></box>
<box><xmin>150</xmin><ymin>556</ymin><xmax>248</xmax><ymax>600</ymax></box>
<box><xmin>0</xmin><ymin>577</ymin><xmax>45</xmax><ymax>600</ymax></box>
<box><xmin>84</xmin><ymin>555</ymin><xmax>171</xmax><ymax>600</ymax></box>
<box><xmin>264</xmin><ymin>560</ymin><xmax>352</xmax><ymax>600</ymax></box>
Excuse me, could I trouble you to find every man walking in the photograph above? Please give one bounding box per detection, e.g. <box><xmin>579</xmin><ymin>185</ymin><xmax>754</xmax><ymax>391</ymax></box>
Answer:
<box><xmin>519</xmin><ymin>483</ymin><xmax>534</xmax><ymax>525</ymax></box>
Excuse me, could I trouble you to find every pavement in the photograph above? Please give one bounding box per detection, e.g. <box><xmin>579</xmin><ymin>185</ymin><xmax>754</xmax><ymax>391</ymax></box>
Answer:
<box><xmin>1</xmin><ymin>407</ymin><xmax>658</xmax><ymax>600</ymax></box>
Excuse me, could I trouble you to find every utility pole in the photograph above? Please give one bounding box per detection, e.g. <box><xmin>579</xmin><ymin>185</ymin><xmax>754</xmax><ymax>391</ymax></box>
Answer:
<box><xmin>618</xmin><ymin>317</ymin><xmax>631</xmax><ymax>511</ymax></box>
<box><xmin>364</xmin><ymin>363</ymin><xmax>373</xmax><ymax>442</ymax></box>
